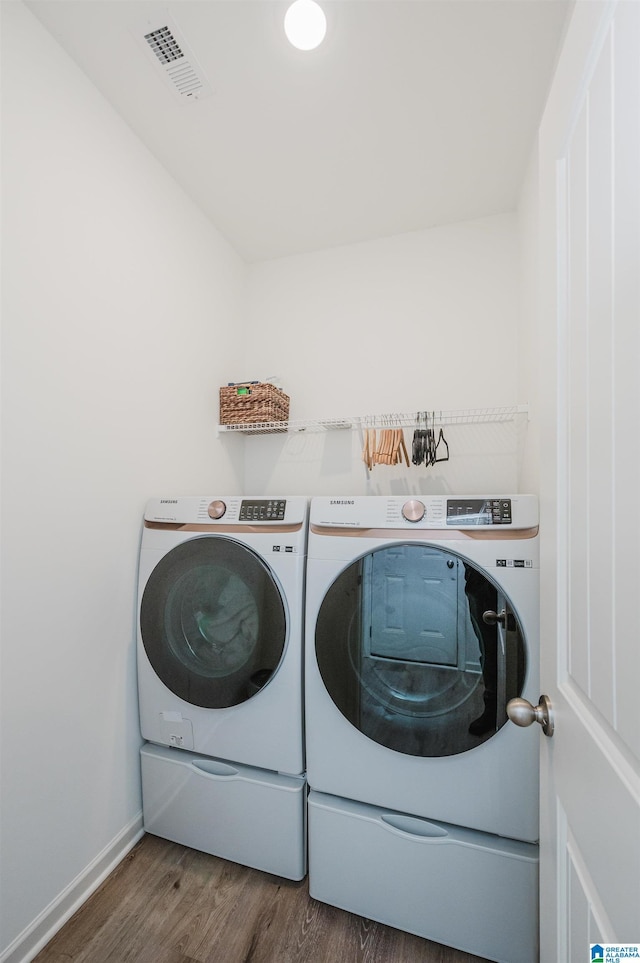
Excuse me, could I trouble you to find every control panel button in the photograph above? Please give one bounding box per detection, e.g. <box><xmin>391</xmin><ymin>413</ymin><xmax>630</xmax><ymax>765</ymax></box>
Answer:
<box><xmin>402</xmin><ymin>499</ymin><xmax>426</xmax><ymax>523</ymax></box>
<box><xmin>207</xmin><ymin>500</ymin><xmax>227</xmax><ymax>519</ymax></box>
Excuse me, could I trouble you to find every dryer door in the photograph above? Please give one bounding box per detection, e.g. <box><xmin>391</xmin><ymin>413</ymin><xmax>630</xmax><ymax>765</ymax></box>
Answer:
<box><xmin>141</xmin><ymin>537</ymin><xmax>286</xmax><ymax>708</ymax></box>
<box><xmin>315</xmin><ymin>543</ymin><xmax>527</xmax><ymax>756</ymax></box>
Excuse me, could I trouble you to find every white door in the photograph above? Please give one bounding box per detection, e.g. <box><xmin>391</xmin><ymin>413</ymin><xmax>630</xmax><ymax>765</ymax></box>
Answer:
<box><xmin>537</xmin><ymin>0</ymin><xmax>640</xmax><ymax>958</ymax></box>
<box><xmin>366</xmin><ymin>546</ymin><xmax>460</xmax><ymax>664</ymax></box>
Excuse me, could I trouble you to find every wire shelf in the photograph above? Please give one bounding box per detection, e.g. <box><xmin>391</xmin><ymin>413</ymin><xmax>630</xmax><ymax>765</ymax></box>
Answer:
<box><xmin>217</xmin><ymin>405</ymin><xmax>529</xmax><ymax>435</ymax></box>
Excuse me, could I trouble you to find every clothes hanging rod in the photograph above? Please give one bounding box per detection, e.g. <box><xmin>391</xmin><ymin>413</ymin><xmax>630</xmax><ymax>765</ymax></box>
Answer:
<box><xmin>217</xmin><ymin>404</ymin><xmax>529</xmax><ymax>435</ymax></box>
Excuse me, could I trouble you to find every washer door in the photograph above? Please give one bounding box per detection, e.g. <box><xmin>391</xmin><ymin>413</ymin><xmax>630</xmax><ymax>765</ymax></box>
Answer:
<box><xmin>315</xmin><ymin>544</ymin><xmax>527</xmax><ymax>756</ymax></box>
<box><xmin>141</xmin><ymin>537</ymin><xmax>286</xmax><ymax>708</ymax></box>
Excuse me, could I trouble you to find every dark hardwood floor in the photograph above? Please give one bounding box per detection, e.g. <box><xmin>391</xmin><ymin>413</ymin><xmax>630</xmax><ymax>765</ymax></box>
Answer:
<box><xmin>33</xmin><ymin>834</ymin><xmax>491</xmax><ymax>963</ymax></box>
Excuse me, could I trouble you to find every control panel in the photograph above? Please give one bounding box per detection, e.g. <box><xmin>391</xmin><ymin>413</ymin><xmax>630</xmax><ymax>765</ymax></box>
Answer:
<box><xmin>239</xmin><ymin>499</ymin><xmax>287</xmax><ymax>521</ymax></box>
<box><xmin>309</xmin><ymin>495</ymin><xmax>536</xmax><ymax>531</ymax></box>
<box><xmin>446</xmin><ymin>498</ymin><xmax>512</xmax><ymax>525</ymax></box>
<box><xmin>144</xmin><ymin>496</ymin><xmax>308</xmax><ymax>526</ymax></box>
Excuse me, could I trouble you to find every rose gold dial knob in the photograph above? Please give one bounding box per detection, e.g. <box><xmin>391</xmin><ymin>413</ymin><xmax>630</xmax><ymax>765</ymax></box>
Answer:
<box><xmin>402</xmin><ymin>499</ymin><xmax>425</xmax><ymax>523</ymax></box>
<box><xmin>207</xmin><ymin>500</ymin><xmax>227</xmax><ymax>519</ymax></box>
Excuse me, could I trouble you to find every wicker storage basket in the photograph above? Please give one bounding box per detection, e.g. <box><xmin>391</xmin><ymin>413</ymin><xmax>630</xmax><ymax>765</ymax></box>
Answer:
<box><xmin>219</xmin><ymin>382</ymin><xmax>290</xmax><ymax>430</ymax></box>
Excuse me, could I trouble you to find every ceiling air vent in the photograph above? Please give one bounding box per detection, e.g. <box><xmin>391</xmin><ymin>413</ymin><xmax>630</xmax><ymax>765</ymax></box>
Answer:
<box><xmin>136</xmin><ymin>16</ymin><xmax>212</xmax><ymax>101</ymax></box>
<box><xmin>145</xmin><ymin>26</ymin><xmax>185</xmax><ymax>65</ymax></box>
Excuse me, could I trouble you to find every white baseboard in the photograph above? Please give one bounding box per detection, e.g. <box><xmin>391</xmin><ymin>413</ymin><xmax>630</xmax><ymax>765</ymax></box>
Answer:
<box><xmin>0</xmin><ymin>813</ymin><xmax>144</xmax><ymax>963</ymax></box>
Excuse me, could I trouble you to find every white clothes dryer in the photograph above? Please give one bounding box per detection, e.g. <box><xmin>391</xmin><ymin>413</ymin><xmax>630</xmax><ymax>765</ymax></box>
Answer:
<box><xmin>137</xmin><ymin>495</ymin><xmax>308</xmax><ymax>880</ymax></box>
<box><xmin>305</xmin><ymin>495</ymin><xmax>540</xmax><ymax>961</ymax></box>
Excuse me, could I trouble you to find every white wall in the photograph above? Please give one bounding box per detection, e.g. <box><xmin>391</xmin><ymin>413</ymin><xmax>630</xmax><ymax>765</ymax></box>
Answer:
<box><xmin>516</xmin><ymin>153</ymin><xmax>541</xmax><ymax>494</ymax></box>
<box><xmin>0</xmin><ymin>4</ymin><xmax>246</xmax><ymax>959</ymax></box>
<box><xmin>239</xmin><ymin>215</ymin><xmax>528</xmax><ymax>496</ymax></box>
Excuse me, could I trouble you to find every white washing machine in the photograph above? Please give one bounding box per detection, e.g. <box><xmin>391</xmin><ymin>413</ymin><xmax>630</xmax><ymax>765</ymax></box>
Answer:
<box><xmin>137</xmin><ymin>495</ymin><xmax>308</xmax><ymax>880</ymax></box>
<box><xmin>305</xmin><ymin>495</ymin><xmax>540</xmax><ymax>962</ymax></box>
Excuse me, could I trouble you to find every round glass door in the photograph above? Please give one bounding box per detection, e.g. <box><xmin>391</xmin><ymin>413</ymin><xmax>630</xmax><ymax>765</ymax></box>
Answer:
<box><xmin>315</xmin><ymin>544</ymin><xmax>526</xmax><ymax>756</ymax></box>
<box><xmin>141</xmin><ymin>536</ymin><xmax>286</xmax><ymax>708</ymax></box>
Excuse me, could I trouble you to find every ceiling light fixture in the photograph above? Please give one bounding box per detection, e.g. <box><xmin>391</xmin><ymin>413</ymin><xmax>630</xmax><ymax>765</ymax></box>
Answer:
<box><xmin>284</xmin><ymin>0</ymin><xmax>327</xmax><ymax>51</ymax></box>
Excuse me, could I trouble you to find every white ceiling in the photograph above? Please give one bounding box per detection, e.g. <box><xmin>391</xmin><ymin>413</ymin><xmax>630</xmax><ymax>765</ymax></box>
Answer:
<box><xmin>27</xmin><ymin>0</ymin><xmax>570</xmax><ymax>262</ymax></box>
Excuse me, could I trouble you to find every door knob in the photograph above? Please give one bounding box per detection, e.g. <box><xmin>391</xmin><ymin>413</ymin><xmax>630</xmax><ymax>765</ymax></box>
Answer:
<box><xmin>482</xmin><ymin>609</ymin><xmax>506</xmax><ymax>626</ymax></box>
<box><xmin>507</xmin><ymin>695</ymin><xmax>554</xmax><ymax>737</ymax></box>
